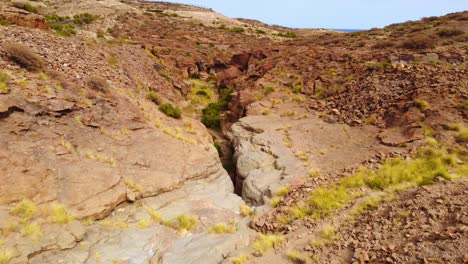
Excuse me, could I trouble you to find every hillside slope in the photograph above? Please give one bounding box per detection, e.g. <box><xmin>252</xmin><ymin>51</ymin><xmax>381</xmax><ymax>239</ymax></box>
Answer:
<box><xmin>0</xmin><ymin>1</ymin><xmax>466</xmax><ymax>263</ymax></box>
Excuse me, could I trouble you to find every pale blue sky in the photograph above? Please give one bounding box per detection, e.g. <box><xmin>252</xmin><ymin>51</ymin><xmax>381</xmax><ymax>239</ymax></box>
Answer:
<box><xmin>160</xmin><ymin>0</ymin><xmax>468</xmax><ymax>29</ymax></box>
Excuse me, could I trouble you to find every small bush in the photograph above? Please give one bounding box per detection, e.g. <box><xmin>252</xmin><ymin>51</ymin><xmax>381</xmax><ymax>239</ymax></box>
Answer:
<box><xmin>276</xmin><ymin>184</ymin><xmax>290</xmax><ymax>196</ymax></box>
<box><xmin>231</xmin><ymin>255</ymin><xmax>248</xmax><ymax>264</ymax></box>
<box><xmin>146</xmin><ymin>208</ymin><xmax>162</xmax><ymax>223</ymax></box>
<box><xmin>275</xmin><ymin>31</ymin><xmax>298</xmax><ymax>38</ymax></box>
<box><xmin>50</xmin><ymin>204</ymin><xmax>75</xmax><ymax>224</ymax></box>
<box><xmin>286</xmin><ymin>251</ymin><xmax>307</xmax><ymax>264</ymax></box>
<box><xmin>201</xmin><ymin>88</ymin><xmax>232</xmax><ymax>129</ymax></box>
<box><xmin>309</xmin><ymin>168</ymin><xmax>320</xmax><ymax>177</ymax></box>
<box><xmin>3</xmin><ymin>43</ymin><xmax>44</xmax><ymax>71</ymax></box>
<box><xmin>372</xmin><ymin>40</ymin><xmax>395</xmax><ymax>49</ymax></box>
<box><xmin>230</xmin><ymin>27</ymin><xmax>245</xmax><ymax>33</ymax></box>
<box><xmin>310</xmin><ymin>240</ymin><xmax>324</xmax><ymax>248</ymax></box>
<box><xmin>45</xmin><ymin>14</ymin><xmax>70</xmax><ymax>23</ymax></box>
<box><xmin>10</xmin><ymin>199</ymin><xmax>37</xmax><ymax>223</ymax></box>
<box><xmin>124</xmin><ymin>179</ymin><xmax>142</xmax><ymax>192</ymax></box>
<box><xmin>240</xmin><ymin>204</ymin><xmax>253</xmax><ymax>217</ymax></box>
<box><xmin>73</xmin><ymin>13</ymin><xmax>97</xmax><ymax>25</ymax></box>
<box><xmin>137</xmin><ymin>219</ymin><xmax>151</xmax><ymax>229</ymax></box>
<box><xmin>146</xmin><ymin>92</ymin><xmax>161</xmax><ymax>104</ymax></box>
<box><xmin>399</xmin><ymin>35</ymin><xmax>435</xmax><ymax>49</ymax></box>
<box><xmin>320</xmin><ymin>226</ymin><xmax>337</xmax><ymax>241</ymax></box>
<box><xmin>270</xmin><ymin>197</ymin><xmax>281</xmax><ymax>207</ymax></box>
<box><xmin>208</xmin><ymin>222</ymin><xmax>236</xmax><ymax>234</ymax></box>
<box><xmin>0</xmin><ymin>15</ymin><xmax>11</xmax><ymax>26</ymax></box>
<box><xmin>0</xmin><ymin>71</ymin><xmax>10</xmax><ymax>94</ymax></box>
<box><xmin>86</xmin><ymin>76</ymin><xmax>109</xmax><ymax>92</ymax></box>
<box><xmin>455</xmin><ymin>127</ymin><xmax>468</xmax><ymax>143</ymax></box>
<box><xmin>176</xmin><ymin>214</ymin><xmax>197</xmax><ymax>231</ymax></box>
<box><xmin>437</xmin><ymin>28</ymin><xmax>464</xmax><ymax>38</ymax></box>
<box><xmin>256</xmin><ymin>29</ymin><xmax>266</xmax><ymax>34</ymax></box>
<box><xmin>50</xmin><ymin>24</ymin><xmax>76</xmax><ymax>36</ymax></box>
<box><xmin>158</xmin><ymin>103</ymin><xmax>182</xmax><ymax>119</ymax></box>
<box><xmin>201</xmin><ymin>103</ymin><xmax>223</xmax><ymax>129</ymax></box>
<box><xmin>22</xmin><ymin>223</ymin><xmax>42</xmax><ymax>241</ymax></box>
<box><xmin>164</xmin><ymin>214</ymin><xmax>197</xmax><ymax>232</ymax></box>
<box><xmin>252</xmin><ymin>234</ymin><xmax>284</xmax><ymax>256</ymax></box>
<box><xmin>0</xmin><ymin>250</ymin><xmax>15</xmax><ymax>264</ymax></box>
<box><xmin>353</xmin><ymin>196</ymin><xmax>381</xmax><ymax>215</ymax></box>
<box><xmin>414</xmin><ymin>99</ymin><xmax>430</xmax><ymax>112</ymax></box>
<box><xmin>190</xmin><ymin>72</ymin><xmax>200</xmax><ymax>79</ymax></box>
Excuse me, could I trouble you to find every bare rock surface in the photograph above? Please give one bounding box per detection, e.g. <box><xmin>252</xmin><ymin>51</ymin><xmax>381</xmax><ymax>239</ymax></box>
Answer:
<box><xmin>230</xmin><ymin>109</ymin><xmax>392</xmax><ymax>205</ymax></box>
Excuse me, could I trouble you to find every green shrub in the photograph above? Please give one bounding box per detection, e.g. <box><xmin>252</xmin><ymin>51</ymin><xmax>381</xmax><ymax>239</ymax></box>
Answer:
<box><xmin>73</xmin><ymin>13</ymin><xmax>97</xmax><ymax>25</ymax></box>
<box><xmin>3</xmin><ymin>43</ymin><xmax>44</xmax><ymax>71</ymax></box>
<box><xmin>164</xmin><ymin>214</ymin><xmax>197</xmax><ymax>232</ymax></box>
<box><xmin>256</xmin><ymin>29</ymin><xmax>266</xmax><ymax>34</ymax></box>
<box><xmin>0</xmin><ymin>15</ymin><xmax>11</xmax><ymax>26</ymax></box>
<box><xmin>239</xmin><ymin>204</ymin><xmax>253</xmax><ymax>217</ymax></box>
<box><xmin>190</xmin><ymin>72</ymin><xmax>200</xmax><ymax>79</ymax></box>
<box><xmin>201</xmin><ymin>102</ymin><xmax>223</xmax><ymax>129</ymax></box>
<box><xmin>21</xmin><ymin>223</ymin><xmax>42</xmax><ymax>241</ymax></box>
<box><xmin>44</xmin><ymin>14</ymin><xmax>70</xmax><ymax>23</ymax></box>
<box><xmin>218</xmin><ymin>25</ymin><xmax>245</xmax><ymax>33</ymax></box>
<box><xmin>275</xmin><ymin>31</ymin><xmax>297</xmax><ymax>38</ymax></box>
<box><xmin>158</xmin><ymin>103</ymin><xmax>182</xmax><ymax>119</ymax></box>
<box><xmin>455</xmin><ymin>127</ymin><xmax>468</xmax><ymax>143</ymax></box>
<box><xmin>201</xmin><ymin>88</ymin><xmax>232</xmax><ymax>129</ymax></box>
<box><xmin>0</xmin><ymin>71</ymin><xmax>9</xmax><ymax>94</ymax></box>
<box><xmin>50</xmin><ymin>24</ymin><xmax>76</xmax><ymax>36</ymax></box>
<box><xmin>414</xmin><ymin>99</ymin><xmax>430</xmax><ymax>111</ymax></box>
<box><xmin>286</xmin><ymin>250</ymin><xmax>307</xmax><ymax>264</ymax></box>
<box><xmin>208</xmin><ymin>222</ymin><xmax>236</xmax><ymax>234</ymax></box>
<box><xmin>50</xmin><ymin>205</ymin><xmax>75</xmax><ymax>224</ymax></box>
<box><xmin>252</xmin><ymin>234</ymin><xmax>284</xmax><ymax>256</ymax></box>
<box><xmin>230</xmin><ymin>27</ymin><xmax>245</xmax><ymax>33</ymax></box>
<box><xmin>270</xmin><ymin>197</ymin><xmax>281</xmax><ymax>207</ymax></box>
<box><xmin>10</xmin><ymin>199</ymin><xmax>37</xmax><ymax>223</ymax></box>
<box><xmin>146</xmin><ymin>92</ymin><xmax>161</xmax><ymax>104</ymax></box>
<box><xmin>437</xmin><ymin>28</ymin><xmax>464</xmax><ymax>38</ymax></box>
<box><xmin>0</xmin><ymin>250</ymin><xmax>15</xmax><ymax>264</ymax></box>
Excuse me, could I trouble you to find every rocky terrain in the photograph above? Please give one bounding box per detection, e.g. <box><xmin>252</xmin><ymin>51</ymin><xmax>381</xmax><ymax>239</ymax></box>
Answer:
<box><xmin>0</xmin><ymin>1</ymin><xmax>466</xmax><ymax>263</ymax></box>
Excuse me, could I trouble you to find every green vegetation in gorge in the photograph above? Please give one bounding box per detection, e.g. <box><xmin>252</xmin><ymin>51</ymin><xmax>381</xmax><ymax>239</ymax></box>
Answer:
<box><xmin>201</xmin><ymin>88</ymin><xmax>233</xmax><ymax>129</ymax></box>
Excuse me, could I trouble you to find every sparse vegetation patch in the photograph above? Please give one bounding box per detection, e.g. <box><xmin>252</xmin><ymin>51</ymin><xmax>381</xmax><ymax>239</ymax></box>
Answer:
<box><xmin>159</xmin><ymin>103</ymin><xmax>182</xmax><ymax>119</ymax></box>
<box><xmin>3</xmin><ymin>43</ymin><xmax>44</xmax><ymax>71</ymax></box>
<box><xmin>252</xmin><ymin>234</ymin><xmax>284</xmax><ymax>256</ymax></box>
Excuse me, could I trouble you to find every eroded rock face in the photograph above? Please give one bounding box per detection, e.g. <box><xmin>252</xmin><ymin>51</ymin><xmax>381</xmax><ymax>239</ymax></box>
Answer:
<box><xmin>0</xmin><ymin>90</ymin><xmax>227</xmax><ymax>219</ymax></box>
<box><xmin>0</xmin><ymin>6</ymin><xmax>48</xmax><ymax>29</ymax></box>
<box><xmin>229</xmin><ymin>104</ymin><xmax>394</xmax><ymax>205</ymax></box>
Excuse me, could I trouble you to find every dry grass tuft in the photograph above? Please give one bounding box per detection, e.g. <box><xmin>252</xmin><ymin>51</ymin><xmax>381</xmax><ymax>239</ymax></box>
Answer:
<box><xmin>3</xmin><ymin>43</ymin><xmax>44</xmax><ymax>71</ymax></box>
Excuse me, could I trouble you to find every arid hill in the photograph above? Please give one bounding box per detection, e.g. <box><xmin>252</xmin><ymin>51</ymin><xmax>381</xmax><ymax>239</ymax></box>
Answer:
<box><xmin>0</xmin><ymin>1</ymin><xmax>466</xmax><ymax>263</ymax></box>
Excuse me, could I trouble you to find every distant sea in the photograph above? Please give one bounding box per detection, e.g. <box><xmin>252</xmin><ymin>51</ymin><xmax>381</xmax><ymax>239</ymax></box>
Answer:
<box><xmin>330</xmin><ymin>29</ymin><xmax>365</xmax><ymax>33</ymax></box>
